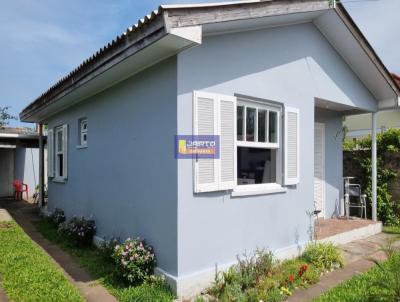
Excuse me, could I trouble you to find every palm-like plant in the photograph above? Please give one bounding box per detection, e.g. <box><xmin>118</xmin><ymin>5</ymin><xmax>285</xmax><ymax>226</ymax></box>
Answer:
<box><xmin>369</xmin><ymin>240</ymin><xmax>400</xmax><ymax>302</ymax></box>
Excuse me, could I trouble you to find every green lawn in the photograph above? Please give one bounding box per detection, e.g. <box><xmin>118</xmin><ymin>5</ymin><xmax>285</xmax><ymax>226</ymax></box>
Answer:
<box><xmin>383</xmin><ymin>225</ymin><xmax>400</xmax><ymax>235</ymax></box>
<box><xmin>34</xmin><ymin>219</ymin><xmax>175</xmax><ymax>302</ymax></box>
<box><xmin>313</xmin><ymin>254</ymin><xmax>400</xmax><ymax>302</ymax></box>
<box><xmin>0</xmin><ymin>221</ymin><xmax>84</xmax><ymax>302</ymax></box>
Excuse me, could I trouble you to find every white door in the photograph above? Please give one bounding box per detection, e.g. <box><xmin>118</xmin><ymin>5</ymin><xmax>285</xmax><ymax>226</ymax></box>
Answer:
<box><xmin>314</xmin><ymin>123</ymin><xmax>325</xmax><ymax>218</ymax></box>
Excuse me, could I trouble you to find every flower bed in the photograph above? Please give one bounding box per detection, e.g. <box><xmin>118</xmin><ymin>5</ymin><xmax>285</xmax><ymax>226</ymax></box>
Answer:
<box><xmin>198</xmin><ymin>243</ymin><xmax>344</xmax><ymax>302</ymax></box>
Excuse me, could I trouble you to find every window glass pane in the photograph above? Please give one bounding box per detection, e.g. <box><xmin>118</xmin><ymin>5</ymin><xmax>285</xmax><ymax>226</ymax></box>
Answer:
<box><xmin>237</xmin><ymin>106</ymin><xmax>244</xmax><ymax>141</ymax></box>
<box><xmin>258</xmin><ymin>110</ymin><xmax>267</xmax><ymax>142</ymax></box>
<box><xmin>246</xmin><ymin>107</ymin><xmax>256</xmax><ymax>142</ymax></box>
<box><xmin>58</xmin><ymin>154</ymin><xmax>63</xmax><ymax>177</ymax></box>
<box><xmin>57</xmin><ymin>130</ymin><xmax>63</xmax><ymax>152</ymax></box>
<box><xmin>269</xmin><ymin>111</ymin><xmax>278</xmax><ymax>143</ymax></box>
<box><xmin>237</xmin><ymin>147</ymin><xmax>276</xmax><ymax>184</ymax></box>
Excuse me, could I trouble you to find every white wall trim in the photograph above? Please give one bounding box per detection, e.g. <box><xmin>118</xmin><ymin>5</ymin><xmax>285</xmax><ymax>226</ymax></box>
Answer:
<box><xmin>157</xmin><ymin>241</ymin><xmax>308</xmax><ymax>298</ymax></box>
<box><xmin>91</xmin><ymin>222</ymin><xmax>382</xmax><ymax>298</ymax></box>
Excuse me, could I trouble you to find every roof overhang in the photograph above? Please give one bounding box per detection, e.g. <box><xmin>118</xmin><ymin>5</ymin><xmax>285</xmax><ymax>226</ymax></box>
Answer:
<box><xmin>20</xmin><ymin>0</ymin><xmax>400</xmax><ymax>122</ymax></box>
<box><xmin>0</xmin><ymin>132</ymin><xmax>43</xmax><ymax>148</ymax></box>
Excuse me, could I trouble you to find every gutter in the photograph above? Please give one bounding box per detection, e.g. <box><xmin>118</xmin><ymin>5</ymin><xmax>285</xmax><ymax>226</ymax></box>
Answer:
<box><xmin>335</xmin><ymin>3</ymin><xmax>400</xmax><ymax>108</ymax></box>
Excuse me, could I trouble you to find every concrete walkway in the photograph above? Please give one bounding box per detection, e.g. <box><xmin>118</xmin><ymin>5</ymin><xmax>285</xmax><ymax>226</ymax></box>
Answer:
<box><xmin>287</xmin><ymin>232</ymin><xmax>400</xmax><ymax>302</ymax></box>
<box><xmin>0</xmin><ymin>287</ymin><xmax>8</xmax><ymax>302</ymax></box>
<box><xmin>0</xmin><ymin>198</ymin><xmax>117</xmax><ymax>302</ymax></box>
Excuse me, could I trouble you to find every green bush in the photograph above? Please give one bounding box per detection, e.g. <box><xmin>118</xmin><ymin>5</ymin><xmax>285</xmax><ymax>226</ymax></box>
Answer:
<box><xmin>302</xmin><ymin>242</ymin><xmax>344</xmax><ymax>272</ymax></box>
<box><xmin>209</xmin><ymin>249</ymin><xmax>275</xmax><ymax>299</ymax></box>
<box><xmin>58</xmin><ymin>216</ymin><xmax>96</xmax><ymax>246</ymax></box>
<box><xmin>112</xmin><ymin>238</ymin><xmax>156</xmax><ymax>284</ymax></box>
<box><xmin>344</xmin><ymin>128</ymin><xmax>400</xmax><ymax>226</ymax></box>
<box><xmin>50</xmin><ymin>208</ymin><xmax>66</xmax><ymax>226</ymax></box>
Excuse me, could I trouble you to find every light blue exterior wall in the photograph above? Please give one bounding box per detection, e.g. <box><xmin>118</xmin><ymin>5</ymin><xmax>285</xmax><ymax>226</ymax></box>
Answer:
<box><xmin>47</xmin><ymin>57</ymin><xmax>178</xmax><ymax>275</ymax></box>
<box><xmin>45</xmin><ymin>22</ymin><xmax>379</xmax><ymax>280</ymax></box>
<box><xmin>15</xmin><ymin>148</ymin><xmax>39</xmax><ymax>197</ymax></box>
<box><xmin>176</xmin><ymin>23</ymin><xmax>376</xmax><ymax>276</ymax></box>
<box><xmin>315</xmin><ymin>108</ymin><xmax>344</xmax><ymax>219</ymax></box>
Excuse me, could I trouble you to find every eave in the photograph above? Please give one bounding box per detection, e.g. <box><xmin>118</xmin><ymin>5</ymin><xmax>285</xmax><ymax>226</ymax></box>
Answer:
<box><xmin>20</xmin><ymin>0</ymin><xmax>399</xmax><ymax>122</ymax></box>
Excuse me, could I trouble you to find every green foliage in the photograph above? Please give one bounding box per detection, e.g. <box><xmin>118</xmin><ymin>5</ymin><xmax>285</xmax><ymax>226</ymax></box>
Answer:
<box><xmin>0</xmin><ymin>106</ymin><xmax>17</xmax><ymax>128</ymax></box>
<box><xmin>314</xmin><ymin>246</ymin><xmax>400</xmax><ymax>302</ymax></box>
<box><xmin>34</xmin><ymin>219</ymin><xmax>175</xmax><ymax>302</ymax></box>
<box><xmin>50</xmin><ymin>208</ymin><xmax>66</xmax><ymax>225</ymax></box>
<box><xmin>209</xmin><ymin>249</ymin><xmax>275</xmax><ymax>298</ymax></box>
<box><xmin>58</xmin><ymin>216</ymin><xmax>97</xmax><ymax>246</ymax></box>
<box><xmin>302</xmin><ymin>242</ymin><xmax>344</xmax><ymax>273</ymax></box>
<box><xmin>206</xmin><ymin>244</ymin><xmax>342</xmax><ymax>301</ymax></box>
<box><xmin>0</xmin><ymin>221</ymin><xmax>84</xmax><ymax>302</ymax></box>
<box><xmin>112</xmin><ymin>238</ymin><xmax>156</xmax><ymax>284</ymax></box>
<box><xmin>368</xmin><ymin>249</ymin><xmax>400</xmax><ymax>302</ymax></box>
<box><xmin>383</xmin><ymin>225</ymin><xmax>400</xmax><ymax>235</ymax></box>
<box><xmin>344</xmin><ymin>128</ymin><xmax>400</xmax><ymax>226</ymax></box>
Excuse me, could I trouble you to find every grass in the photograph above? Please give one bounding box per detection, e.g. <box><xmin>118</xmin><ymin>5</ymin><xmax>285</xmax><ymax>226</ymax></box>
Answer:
<box><xmin>313</xmin><ymin>255</ymin><xmax>400</xmax><ymax>302</ymax></box>
<box><xmin>0</xmin><ymin>221</ymin><xmax>84</xmax><ymax>302</ymax></box>
<box><xmin>383</xmin><ymin>225</ymin><xmax>400</xmax><ymax>235</ymax></box>
<box><xmin>34</xmin><ymin>219</ymin><xmax>175</xmax><ymax>302</ymax></box>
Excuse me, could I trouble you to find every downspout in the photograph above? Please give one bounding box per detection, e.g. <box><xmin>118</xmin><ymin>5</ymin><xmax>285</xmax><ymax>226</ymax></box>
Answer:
<box><xmin>38</xmin><ymin>123</ymin><xmax>45</xmax><ymax>208</ymax></box>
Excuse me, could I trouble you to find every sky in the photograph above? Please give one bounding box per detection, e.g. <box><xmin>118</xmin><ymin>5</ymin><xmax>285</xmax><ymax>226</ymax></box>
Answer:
<box><xmin>1</xmin><ymin>0</ymin><xmax>399</xmax><ymax>127</ymax></box>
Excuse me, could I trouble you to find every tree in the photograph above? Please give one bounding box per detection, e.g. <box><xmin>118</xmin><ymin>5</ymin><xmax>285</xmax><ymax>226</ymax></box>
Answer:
<box><xmin>0</xmin><ymin>106</ymin><xmax>17</xmax><ymax>128</ymax></box>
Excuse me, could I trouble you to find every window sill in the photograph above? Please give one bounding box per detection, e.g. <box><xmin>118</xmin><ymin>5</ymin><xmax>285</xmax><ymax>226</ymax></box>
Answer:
<box><xmin>76</xmin><ymin>145</ymin><xmax>87</xmax><ymax>149</ymax></box>
<box><xmin>231</xmin><ymin>184</ymin><xmax>287</xmax><ymax>197</ymax></box>
<box><xmin>52</xmin><ymin>178</ymin><xmax>66</xmax><ymax>183</ymax></box>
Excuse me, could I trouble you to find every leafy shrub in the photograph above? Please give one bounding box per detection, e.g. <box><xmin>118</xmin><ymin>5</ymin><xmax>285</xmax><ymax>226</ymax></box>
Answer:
<box><xmin>99</xmin><ymin>237</ymin><xmax>120</xmax><ymax>260</ymax></box>
<box><xmin>112</xmin><ymin>238</ymin><xmax>156</xmax><ymax>284</ymax></box>
<box><xmin>206</xmin><ymin>246</ymin><xmax>343</xmax><ymax>301</ymax></box>
<box><xmin>344</xmin><ymin>128</ymin><xmax>400</xmax><ymax>226</ymax></box>
<box><xmin>302</xmin><ymin>242</ymin><xmax>344</xmax><ymax>272</ymax></box>
<box><xmin>58</xmin><ymin>216</ymin><xmax>96</xmax><ymax>246</ymax></box>
<box><xmin>50</xmin><ymin>208</ymin><xmax>65</xmax><ymax>226</ymax></box>
<box><xmin>209</xmin><ymin>249</ymin><xmax>274</xmax><ymax>299</ymax></box>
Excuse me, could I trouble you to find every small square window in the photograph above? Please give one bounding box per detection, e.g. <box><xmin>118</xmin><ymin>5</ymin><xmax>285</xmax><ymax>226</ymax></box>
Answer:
<box><xmin>79</xmin><ymin>119</ymin><xmax>88</xmax><ymax>147</ymax></box>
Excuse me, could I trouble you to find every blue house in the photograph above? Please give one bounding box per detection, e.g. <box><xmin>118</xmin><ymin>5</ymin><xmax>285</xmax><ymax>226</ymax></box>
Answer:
<box><xmin>20</xmin><ymin>0</ymin><xmax>400</xmax><ymax>296</ymax></box>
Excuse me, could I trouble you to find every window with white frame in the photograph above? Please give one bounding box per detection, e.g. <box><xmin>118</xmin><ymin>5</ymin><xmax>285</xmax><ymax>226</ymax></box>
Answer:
<box><xmin>192</xmin><ymin>91</ymin><xmax>299</xmax><ymax>194</ymax></box>
<box><xmin>79</xmin><ymin>118</ymin><xmax>88</xmax><ymax>146</ymax></box>
<box><xmin>55</xmin><ymin>127</ymin><xmax>64</xmax><ymax>178</ymax></box>
<box><xmin>49</xmin><ymin>124</ymin><xmax>68</xmax><ymax>181</ymax></box>
<box><xmin>236</xmin><ymin>99</ymin><xmax>281</xmax><ymax>186</ymax></box>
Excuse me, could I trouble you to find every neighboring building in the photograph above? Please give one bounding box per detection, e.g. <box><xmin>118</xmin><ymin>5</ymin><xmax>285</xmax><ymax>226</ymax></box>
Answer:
<box><xmin>19</xmin><ymin>0</ymin><xmax>400</xmax><ymax>296</ymax></box>
<box><xmin>345</xmin><ymin>73</ymin><xmax>400</xmax><ymax>138</ymax></box>
<box><xmin>0</xmin><ymin>127</ymin><xmax>44</xmax><ymax>198</ymax></box>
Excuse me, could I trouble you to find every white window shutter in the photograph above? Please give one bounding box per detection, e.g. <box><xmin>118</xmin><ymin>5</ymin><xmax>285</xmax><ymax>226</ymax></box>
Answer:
<box><xmin>193</xmin><ymin>91</ymin><xmax>219</xmax><ymax>193</ymax></box>
<box><xmin>62</xmin><ymin>124</ymin><xmax>68</xmax><ymax>179</ymax></box>
<box><xmin>219</xmin><ymin>95</ymin><xmax>237</xmax><ymax>190</ymax></box>
<box><xmin>284</xmin><ymin>107</ymin><xmax>300</xmax><ymax>185</ymax></box>
<box><xmin>47</xmin><ymin>129</ymin><xmax>54</xmax><ymax>178</ymax></box>
<box><xmin>193</xmin><ymin>91</ymin><xmax>237</xmax><ymax>193</ymax></box>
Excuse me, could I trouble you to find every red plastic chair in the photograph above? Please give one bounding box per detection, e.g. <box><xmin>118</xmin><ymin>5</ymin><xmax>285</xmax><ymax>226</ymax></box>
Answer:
<box><xmin>12</xmin><ymin>180</ymin><xmax>28</xmax><ymax>201</ymax></box>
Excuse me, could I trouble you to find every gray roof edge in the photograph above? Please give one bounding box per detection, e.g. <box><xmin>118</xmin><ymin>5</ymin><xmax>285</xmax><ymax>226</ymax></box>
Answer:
<box><xmin>22</xmin><ymin>0</ymin><xmax>399</xmax><ymax>121</ymax></box>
